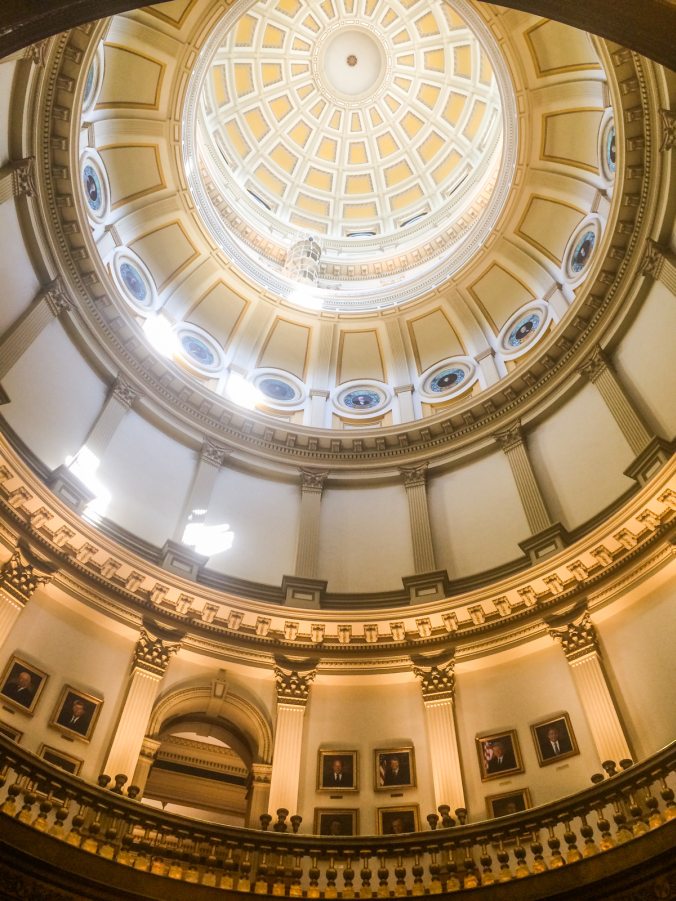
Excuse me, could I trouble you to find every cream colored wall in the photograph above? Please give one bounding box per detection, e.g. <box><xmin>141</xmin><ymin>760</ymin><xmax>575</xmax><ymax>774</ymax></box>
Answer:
<box><xmin>205</xmin><ymin>467</ymin><xmax>300</xmax><ymax>585</ymax></box>
<box><xmin>0</xmin><ymin>202</ymin><xmax>40</xmax><ymax>335</ymax></box>
<box><xmin>319</xmin><ymin>482</ymin><xmax>414</xmax><ymax>592</ymax></box>
<box><xmin>0</xmin><ymin>61</ymin><xmax>13</xmax><ymax>165</ymax></box>
<box><xmin>3</xmin><ymin>319</ymin><xmax>108</xmax><ymax>468</ymax></box>
<box><xmin>614</xmin><ymin>280</ymin><xmax>676</xmax><ymax>439</ymax></box>
<box><xmin>527</xmin><ymin>382</ymin><xmax>636</xmax><ymax>529</ymax></box>
<box><xmin>429</xmin><ymin>451</ymin><xmax>531</xmax><ymax>577</ymax></box>
<box><xmin>300</xmin><ymin>679</ymin><xmax>434</xmax><ymax>834</ymax></box>
<box><xmin>0</xmin><ymin>587</ymin><xmax>133</xmax><ymax>781</ymax></box>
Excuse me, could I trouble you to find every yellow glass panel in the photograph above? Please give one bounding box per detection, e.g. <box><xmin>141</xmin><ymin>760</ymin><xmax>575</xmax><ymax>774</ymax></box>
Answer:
<box><xmin>277</xmin><ymin>0</ymin><xmax>300</xmax><ymax>17</ymax></box>
<box><xmin>225</xmin><ymin>120</ymin><xmax>251</xmax><ymax>157</ymax></box>
<box><xmin>417</xmin><ymin>131</ymin><xmax>444</xmax><ymax>163</ymax></box>
<box><xmin>369</xmin><ymin>108</ymin><xmax>383</xmax><ymax>126</ymax></box>
<box><xmin>390</xmin><ymin>184</ymin><xmax>423</xmax><ymax>211</ymax></box>
<box><xmin>289</xmin><ymin>121</ymin><xmax>311</xmax><ymax>147</ymax></box>
<box><xmin>380</xmin><ymin>8</ymin><xmax>397</xmax><ymax>26</ymax></box>
<box><xmin>320</xmin><ymin>0</ymin><xmax>335</xmax><ymax>18</ymax></box>
<box><xmin>210</xmin><ymin>67</ymin><xmax>228</xmax><ymax>106</ymax></box>
<box><xmin>261</xmin><ymin>63</ymin><xmax>282</xmax><ymax>86</ymax></box>
<box><xmin>309</xmin><ymin>99</ymin><xmax>326</xmax><ymax>119</ymax></box>
<box><xmin>305</xmin><ymin>167</ymin><xmax>333</xmax><ymax>191</ymax></box>
<box><xmin>234</xmin><ymin>14</ymin><xmax>256</xmax><ymax>45</ymax></box>
<box><xmin>424</xmin><ymin>49</ymin><xmax>445</xmax><ymax>71</ymax></box>
<box><xmin>417</xmin><ymin>83</ymin><xmax>441</xmax><ymax>109</ymax></box>
<box><xmin>392</xmin><ymin>28</ymin><xmax>410</xmax><ymax>44</ymax></box>
<box><xmin>290</xmin><ymin>213</ymin><xmax>327</xmax><ymax>233</ymax></box>
<box><xmin>350</xmin><ymin>112</ymin><xmax>362</xmax><ymax>131</ymax></box>
<box><xmin>317</xmin><ymin>137</ymin><xmax>337</xmax><ymax>161</ymax></box>
<box><xmin>234</xmin><ymin>63</ymin><xmax>254</xmax><ymax>96</ymax></box>
<box><xmin>292</xmin><ymin>37</ymin><xmax>311</xmax><ymax>50</ymax></box>
<box><xmin>415</xmin><ymin>12</ymin><xmax>439</xmax><ymax>36</ymax></box>
<box><xmin>329</xmin><ymin>110</ymin><xmax>342</xmax><ymax>129</ymax></box>
<box><xmin>291</xmin><ymin>63</ymin><xmax>309</xmax><ymax>77</ymax></box>
<box><xmin>296</xmin><ymin>83</ymin><xmax>313</xmax><ymax>99</ymax></box>
<box><xmin>397</xmin><ymin>53</ymin><xmax>414</xmax><ymax>67</ymax></box>
<box><xmin>442</xmin><ymin>92</ymin><xmax>465</xmax><ymax>125</ymax></box>
<box><xmin>269</xmin><ymin>95</ymin><xmax>292</xmax><ymax>121</ymax></box>
<box><xmin>385</xmin><ymin>94</ymin><xmax>401</xmax><ymax>113</ymax></box>
<box><xmin>254</xmin><ymin>164</ymin><xmax>286</xmax><ymax>196</ymax></box>
<box><xmin>377</xmin><ymin>132</ymin><xmax>398</xmax><ymax>157</ymax></box>
<box><xmin>432</xmin><ymin>150</ymin><xmax>461</xmax><ymax>184</ymax></box>
<box><xmin>244</xmin><ymin>109</ymin><xmax>270</xmax><ymax>141</ymax></box>
<box><xmin>270</xmin><ymin>143</ymin><xmax>298</xmax><ymax>174</ymax></box>
<box><xmin>303</xmin><ymin>14</ymin><xmax>320</xmax><ymax>31</ymax></box>
<box><xmin>297</xmin><ymin>193</ymin><xmax>330</xmax><ymax>216</ymax></box>
<box><xmin>263</xmin><ymin>24</ymin><xmax>285</xmax><ymax>48</ymax></box>
<box><xmin>394</xmin><ymin>76</ymin><xmax>411</xmax><ymax>92</ymax></box>
<box><xmin>384</xmin><ymin>160</ymin><xmax>413</xmax><ymax>187</ymax></box>
<box><xmin>455</xmin><ymin>45</ymin><xmax>472</xmax><ymax>78</ymax></box>
<box><xmin>463</xmin><ymin>100</ymin><xmax>486</xmax><ymax>139</ymax></box>
<box><xmin>349</xmin><ymin>142</ymin><xmax>368</xmax><ymax>164</ymax></box>
<box><xmin>400</xmin><ymin>111</ymin><xmax>424</xmax><ymax>138</ymax></box>
<box><xmin>479</xmin><ymin>49</ymin><xmax>493</xmax><ymax>85</ymax></box>
<box><xmin>343</xmin><ymin>202</ymin><xmax>378</xmax><ymax>219</ymax></box>
<box><xmin>345</xmin><ymin>174</ymin><xmax>373</xmax><ymax>194</ymax></box>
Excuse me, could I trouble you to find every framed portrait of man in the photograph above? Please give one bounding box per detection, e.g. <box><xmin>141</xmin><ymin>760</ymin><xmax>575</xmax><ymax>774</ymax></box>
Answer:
<box><xmin>317</xmin><ymin>749</ymin><xmax>358</xmax><ymax>791</ymax></box>
<box><xmin>374</xmin><ymin>747</ymin><xmax>416</xmax><ymax>790</ymax></box>
<box><xmin>314</xmin><ymin>808</ymin><xmax>359</xmax><ymax>836</ymax></box>
<box><xmin>0</xmin><ymin>720</ymin><xmax>23</xmax><ymax>742</ymax></box>
<box><xmin>377</xmin><ymin>805</ymin><xmax>420</xmax><ymax>836</ymax></box>
<box><xmin>49</xmin><ymin>685</ymin><xmax>103</xmax><ymax>742</ymax></box>
<box><xmin>530</xmin><ymin>713</ymin><xmax>579</xmax><ymax>767</ymax></box>
<box><xmin>0</xmin><ymin>655</ymin><xmax>48</xmax><ymax>716</ymax></box>
<box><xmin>38</xmin><ymin>743</ymin><xmax>83</xmax><ymax>776</ymax></box>
<box><xmin>485</xmin><ymin>788</ymin><xmax>531</xmax><ymax>819</ymax></box>
<box><xmin>476</xmin><ymin>729</ymin><xmax>524</xmax><ymax>781</ymax></box>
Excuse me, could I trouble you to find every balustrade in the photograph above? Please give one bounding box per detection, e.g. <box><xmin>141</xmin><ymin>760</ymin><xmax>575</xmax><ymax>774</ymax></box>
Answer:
<box><xmin>0</xmin><ymin>735</ymin><xmax>674</xmax><ymax>896</ymax></box>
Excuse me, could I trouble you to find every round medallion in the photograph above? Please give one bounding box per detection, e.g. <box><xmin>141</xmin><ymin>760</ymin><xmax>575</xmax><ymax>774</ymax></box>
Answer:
<box><xmin>181</xmin><ymin>334</ymin><xmax>216</xmax><ymax>367</ymax></box>
<box><xmin>321</xmin><ymin>28</ymin><xmax>386</xmax><ymax>99</ymax></box>
<box><xmin>606</xmin><ymin>126</ymin><xmax>616</xmax><ymax>174</ymax></box>
<box><xmin>259</xmin><ymin>378</ymin><xmax>296</xmax><ymax>402</ymax></box>
<box><xmin>571</xmin><ymin>230</ymin><xmax>596</xmax><ymax>273</ymax></box>
<box><xmin>119</xmin><ymin>262</ymin><xmax>148</xmax><ymax>303</ymax></box>
<box><xmin>83</xmin><ymin>64</ymin><xmax>96</xmax><ymax>107</ymax></box>
<box><xmin>343</xmin><ymin>388</ymin><xmax>383</xmax><ymax>410</ymax></box>
<box><xmin>508</xmin><ymin>313</ymin><xmax>540</xmax><ymax>348</ymax></box>
<box><xmin>83</xmin><ymin>164</ymin><xmax>102</xmax><ymax>212</ymax></box>
<box><xmin>430</xmin><ymin>368</ymin><xmax>466</xmax><ymax>393</ymax></box>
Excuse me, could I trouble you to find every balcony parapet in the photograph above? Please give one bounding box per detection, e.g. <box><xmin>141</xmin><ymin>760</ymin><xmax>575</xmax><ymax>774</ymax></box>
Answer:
<box><xmin>0</xmin><ymin>735</ymin><xmax>674</xmax><ymax>898</ymax></box>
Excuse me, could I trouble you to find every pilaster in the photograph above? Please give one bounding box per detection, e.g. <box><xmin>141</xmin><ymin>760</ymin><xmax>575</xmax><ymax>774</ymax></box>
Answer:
<box><xmin>547</xmin><ymin>605</ymin><xmax>632</xmax><ymax>765</ymax></box>
<box><xmin>493</xmin><ymin>421</ymin><xmax>554</xmax><ymax>538</ymax></box>
<box><xmin>267</xmin><ymin>658</ymin><xmax>317</xmax><ymax>816</ymax></box>
<box><xmin>130</xmin><ymin>737</ymin><xmax>162</xmax><ymax>795</ymax></box>
<box><xmin>84</xmin><ymin>375</ymin><xmax>139</xmax><ymax>461</ymax></box>
<box><xmin>641</xmin><ymin>239</ymin><xmax>676</xmax><ymax>294</ymax></box>
<box><xmin>0</xmin><ymin>542</ymin><xmax>57</xmax><ymax>648</ymax></box>
<box><xmin>412</xmin><ymin>654</ymin><xmax>465</xmax><ymax>809</ymax></box>
<box><xmin>400</xmin><ymin>463</ymin><xmax>436</xmax><ymax>574</ymax></box>
<box><xmin>294</xmin><ymin>469</ymin><xmax>328</xmax><ymax>580</ymax></box>
<box><xmin>103</xmin><ymin>623</ymin><xmax>182</xmax><ymax>782</ymax></box>
<box><xmin>247</xmin><ymin>763</ymin><xmax>273</xmax><ymax>827</ymax></box>
<box><xmin>0</xmin><ymin>279</ymin><xmax>71</xmax><ymax>381</ymax></box>
<box><xmin>0</xmin><ymin>158</ymin><xmax>36</xmax><ymax>204</ymax></box>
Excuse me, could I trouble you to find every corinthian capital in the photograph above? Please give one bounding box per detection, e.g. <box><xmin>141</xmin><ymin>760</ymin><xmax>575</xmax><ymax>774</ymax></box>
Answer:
<box><xmin>640</xmin><ymin>240</ymin><xmax>664</xmax><ymax>279</ymax></box>
<box><xmin>112</xmin><ymin>376</ymin><xmax>139</xmax><ymax>409</ymax></box>
<box><xmin>201</xmin><ymin>439</ymin><xmax>230</xmax><ymax>468</ymax></box>
<box><xmin>274</xmin><ymin>656</ymin><xmax>317</xmax><ymax>706</ymax></box>
<box><xmin>399</xmin><ymin>463</ymin><xmax>428</xmax><ymax>488</ymax></box>
<box><xmin>41</xmin><ymin>277</ymin><xmax>72</xmax><ymax>317</ymax></box>
<box><xmin>547</xmin><ymin>606</ymin><xmax>599</xmax><ymax>662</ymax></box>
<box><xmin>133</xmin><ymin>625</ymin><xmax>182</xmax><ymax>676</ymax></box>
<box><xmin>299</xmin><ymin>469</ymin><xmax>328</xmax><ymax>492</ymax></box>
<box><xmin>577</xmin><ymin>345</ymin><xmax>610</xmax><ymax>383</ymax></box>
<box><xmin>11</xmin><ymin>158</ymin><xmax>37</xmax><ymax>198</ymax></box>
<box><xmin>493</xmin><ymin>419</ymin><xmax>524</xmax><ymax>453</ymax></box>
<box><xmin>413</xmin><ymin>659</ymin><xmax>455</xmax><ymax>702</ymax></box>
<box><xmin>0</xmin><ymin>541</ymin><xmax>56</xmax><ymax>605</ymax></box>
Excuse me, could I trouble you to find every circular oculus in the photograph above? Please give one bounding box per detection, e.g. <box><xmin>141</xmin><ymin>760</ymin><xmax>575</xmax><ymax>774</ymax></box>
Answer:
<box><xmin>571</xmin><ymin>230</ymin><xmax>596</xmax><ymax>273</ymax></box>
<box><xmin>342</xmin><ymin>388</ymin><xmax>383</xmax><ymax>410</ymax></box>
<box><xmin>83</xmin><ymin>164</ymin><xmax>103</xmax><ymax>213</ymax></box>
<box><xmin>508</xmin><ymin>313</ymin><xmax>541</xmax><ymax>348</ymax></box>
<box><xmin>259</xmin><ymin>378</ymin><xmax>297</xmax><ymax>402</ymax></box>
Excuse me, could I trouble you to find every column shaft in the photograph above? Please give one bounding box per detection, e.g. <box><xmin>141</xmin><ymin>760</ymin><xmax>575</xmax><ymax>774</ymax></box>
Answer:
<box><xmin>591</xmin><ymin>366</ymin><xmax>651</xmax><ymax>456</ymax></box>
<box><xmin>267</xmin><ymin>704</ymin><xmax>306</xmax><ymax>815</ymax></box>
<box><xmin>0</xmin><ymin>592</ymin><xmax>24</xmax><ymax>648</ymax></box>
<box><xmin>84</xmin><ymin>380</ymin><xmax>136</xmax><ymax>461</ymax></box>
<box><xmin>247</xmin><ymin>763</ymin><xmax>273</xmax><ymax>828</ymax></box>
<box><xmin>504</xmin><ymin>441</ymin><xmax>552</xmax><ymax>534</ymax></box>
<box><xmin>0</xmin><ymin>283</ymin><xmax>69</xmax><ymax>379</ymax></box>
<box><xmin>172</xmin><ymin>442</ymin><xmax>228</xmax><ymax>541</ymax></box>
<box><xmin>103</xmin><ymin>667</ymin><xmax>162</xmax><ymax>781</ymax></box>
<box><xmin>424</xmin><ymin>698</ymin><xmax>465</xmax><ymax>809</ymax></box>
<box><xmin>568</xmin><ymin>653</ymin><xmax>632</xmax><ymax>763</ymax></box>
<box><xmin>295</xmin><ymin>488</ymin><xmax>322</xmax><ymax>578</ymax></box>
<box><xmin>131</xmin><ymin>737</ymin><xmax>162</xmax><ymax>795</ymax></box>
<box><xmin>401</xmin><ymin>467</ymin><xmax>436</xmax><ymax>574</ymax></box>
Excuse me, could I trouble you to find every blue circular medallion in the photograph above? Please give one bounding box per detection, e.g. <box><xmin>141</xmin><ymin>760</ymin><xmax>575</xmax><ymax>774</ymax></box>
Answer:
<box><xmin>508</xmin><ymin>313</ymin><xmax>540</xmax><ymax>348</ymax></box>
<box><xmin>606</xmin><ymin>126</ymin><xmax>616</xmax><ymax>174</ymax></box>
<box><xmin>343</xmin><ymin>389</ymin><xmax>382</xmax><ymax>410</ymax></box>
<box><xmin>120</xmin><ymin>262</ymin><xmax>148</xmax><ymax>303</ymax></box>
<box><xmin>83</xmin><ymin>164</ymin><xmax>102</xmax><ymax>212</ymax></box>
<box><xmin>84</xmin><ymin>64</ymin><xmax>96</xmax><ymax>106</ymax></box>
<box><xmin>181</xmin><ymin>334</ymin><xmax>216</xmax><ymax>367</ymax></box>
<box><xmin>430</xmin><ymin>368</ymin><xmax>465</xmax><ymax>393</ymax></box>
<box><xmin>571</xmin><ymin>230</ymin><xmax>595</xmax><ymax>273</ymax></box>
<box><xmin>259</xmin><ymin>378</ymin><xmax>296</xmax><ymax>401</ymax></box>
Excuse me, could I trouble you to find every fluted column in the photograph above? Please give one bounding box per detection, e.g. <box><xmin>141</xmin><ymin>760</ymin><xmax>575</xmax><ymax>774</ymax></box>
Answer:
<box><xmin>0</xmin><ymin>158</ymin><xmax>36</xmax><ymax>205</ymax></box>
<box><xmin>172</xmin><ymin>440</ymin><xmax>230</xmax><ymax>542</ymax></box>
<box><xmin>0</xmin><ymin>542</ymin><xmax>56</xmax><ymax>648</ymax></box>
<box><xmin>247</xmin><ymin>763</ymin><xmax>273</xmax><ymax>827</ymax></box>
<box><xmin>412</xmin><ymin>656</ymin><xmax>465</xmax><ymax>809</ymax></box>
<box><xmin>130</xmin><ymin>736</ymin><xmax>162</xmax><ymax>795</ymax></box>
<box><xmin>294</xmin><ymin>470</ymin><xmax>328</xmax><ymax>579</ymax></box>
<box><xmin>641</xmin><ymin>239</ymin><xmax>676</xmax><ymax>295</ymax></box>
<box><xmin>493</xmin><ymin>421</ymin><xmax>552</xmax><ymax>535</ymax></box>
<box><xmin>400</xmin><ymin>464</ymin><xmax>436</xmax><ymax>574</ymax></box>
<box><xmin>0</xmin><ymin>279</ymin><xmax>71</xmax><ymax>380</ymax></box>
<box><xmin>102</xmin><ymin>624</ymin><xmax>182</xmax><ymax>783</ymax></box>
<box><xmin>83</xmin><ymin>376</ymin><xmax>138</xmax><ymax>461</ymax></box>
<box><xmin>577</xmin><ymin>346</ymin><xmax>652</xmax><ymax>456</ymax></box>
<box><xmin>267</xmin><ymin>659</ymin><xmax>316</xmax><ymax>816</ymax></box>
<box><xmin>548</xmin><ymin>606</ymin><xmax>632</xmax><ymax>764</ymax></box>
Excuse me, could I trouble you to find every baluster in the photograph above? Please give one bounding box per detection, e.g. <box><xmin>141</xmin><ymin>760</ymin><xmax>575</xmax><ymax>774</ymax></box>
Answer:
<box><xmin>289</xmin><ymin>850</ymin><xmax>304</xmax><ymax>897</ymax></box>
<box><xmin>393</xmin><ymin>851</ymin><xmax>407</xmax><ymax>896</ymax></box>
<box><xmin>260</xmin><ymin>813</ymin><xmax>272</xmax><ymax>831</ymax></box>
<box><xmin>643</xmin><ymin>786</ymin><xmax>664</xmax><ymax>829</ymax></box>
<box><xmin>360</xmin><ymin>850</ymin><xmax>373</xmax><ymax>897</ymax></box>
<box><xmin>238</xmin><ymin>844</ymin><xmax>254</xmax><ymax>892</ymax></box>
<box><xmin>308</xmin><ymin>852</ymin><xmax>321</xmax><ymax>898</ymax></box>
<box><xmin>460</xmin><ymin>841</ymin><xmax>479</xmax><ymax>889</ymax></box>
<box><xmin>49</xmin><ymin>802</ymin><xmax>69</xmax><ymax>839</ymax></box>
<box><xmin>594</xmin><ymin>804</ymin><xmax>615</xmax><ymax>850</ymax></box>
<box><xmin>529</xmin><ymin>832</ymin><xmax>547</xmax><ymax>873</ymax></box>
<box><xmin>579</xmin><ymin>815</ymin><xmax>599</xmax><ymax>856</ymax></box>
<box><xmin>1</xmin><ymin>775</ymin><xmax>23</xmax><ymax>815</ymax></box>
<box><xmin>438</xmin><ymin>804</ymin><xmax>455</xmax><ymax>828</ymax></box>
<box><xmin>254</xmin><ymin>844</ymin><xmax>271</xmax><ymax>893</ymax></box>
<box><xmin>168</xmin><ymin>849</ymin><xmax>183</xmax><ymax>880</ymax></box>
<box><xmin>546</xmin><ymin>823</ymin><xmax>565</xmax><ymax>868</ymax></box>
<box><xmin>562</xmin><ymin>818</ymin><xmax>582</xmax><ymax>862</ymax></box>
<box><xmin>659</xmin><ymin>778</ymin><xmax>676</xmax><ymax>820</ymax></box>
<box><xmin>184</xmin><ymin>852</ymin><xmax>200</xmax><ymax>884</ymax></box>
<box><xmin>15</xmin><ymin>780</ymin><xmax>36</xmax><ymax>824</ymax></box>
<box><xmin>99</xmin><ymin>827</ymin><xmax>118</xmax><ymax>859</ymax></box>
<box><xmin>427</xmin><ymin>813</ymin><xmax>439</xmax><ymax>830</ymax></box>
<box><xmin>376</xmin><ymin>849</ymin><xmax>390</xmax><ymax>897</ymax></box>
<box><xmin>411</xmin><ymin>849</ymin><xmax>425</xmax><ymax>895</ymax></box>
<box><xmin>626</xmin><ymin>789</ymin><xmax>649</xmax><ymax>836</ymax></box>
<box><xmin>32</xmin><ymin>792</ymin><xmax>53</xmax><ymax>832</ymax></box>
<box><xmin>272</xmin><ymin>846</ymin><xmax>287</xmax><ymax>896</ymax></box>
<box><xmin>290</xmin><ymin>814</ymin><xmax>302</xmax><ymax>834</ymax></box>
<box><xmin>427</xmin><ymin>844</ymin><xmax>442</xmax><ymax>894</ymax></box>
<box><xmin>513</xmin><ymin>835</ymin><xmax>530</xmax><ymax>877</ymax></box>
<box><xmin>342</xmin><ymin>854</ymin><xmax>356</xmax><ymax>899</ymax></box>
<box><xmin>65</xmin><ymin>803</ymin><xmax>87</xmax><ymax>847</ymax></box>
<box><xmin>221</xmin><ymin>841</ymin><xmax>237</xmax><ymax>890</ymax></box>
<box><xmin>611</xmin><ymin>799</ymin><xmax>633</xmax><ymax>843</ymax></box>
<box><xmin>444</xmin><ymin>841</ymin><xmax>461</xmax><ymax>892</ymax></box>
<box><xmin>201</xmin><ymin>839</ymin><xmax>220</xmax><ymax>887</ymax></box>
<box><xmin>479</xmin><ymin>842</ymin><xmax>496</xmax><ymax>885</ymax></box>
<box><xmin>117</xmin><ymin>834</ymin><xmax>134</xmax><ymax>865</ymax></box>
<box><xmin>495</xmin><ymin>841</ymin><xmax>512</xmax><ymax>882</ymax></box>
<box><xmin>81</xmin><ymin>807</ymin><xmax>103</xmax><ymax>853</ymax></box>
<box><xmin>325</xmin><ymin>853</ymin><xmax>338</xmax><ymax>899</ymax></box>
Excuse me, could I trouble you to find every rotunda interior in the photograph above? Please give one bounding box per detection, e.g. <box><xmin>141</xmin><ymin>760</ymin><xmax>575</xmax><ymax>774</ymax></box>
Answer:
<box><xmin>0</xmin><ymin>0</ymin><xmax>674</xmax><ymax>839</ymax></box>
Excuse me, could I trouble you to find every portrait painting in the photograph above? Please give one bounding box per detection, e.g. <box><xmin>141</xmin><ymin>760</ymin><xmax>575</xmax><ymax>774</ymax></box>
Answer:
<box><xmin>375</xmin><ymin>747</ymin><xmax>416</xmax><ymax>790</ymax></box>
<box><xmin>0</xmin><ymin>655</ymin><xmax>48</xmax><ymax>716</ymax></box>
<box><xmin>476</xmin><ymin>729</ymin><xmax>524</xmax><ymax>781</ymax></box>
<box><xmin>377</xmin><ymin>805</ymin><xmax>420</xmax><ymax>836</ymax></box>
<box><xmin>485</xmin><ymin>788</ymin><xmax>532</xmax><ymax>819</ymax></box>
<box><xmin>49</xmin><ymin>685</ymin><xmax>103</xmax><ymax>742</ymax></box>
<box><xmin>317</xmin><ymin>749</ymin><xmax>358</xmax><ymax>791</ymax></box>
<box><xmin>0</xmin><ymin>720</ymin><xmax>23</xmax><ymax>742</ymax></box>
<box><xmin>531</xmin><ymin>713</ymin><xmax>579</xmax><ymax>767</ymax></box>
<box><xmin>38</xmin><ymin>744</ymin><xmax>83</xmax><ymax>776</ymax></box>
<box><xmin>314</xmin><ymin>808</ymin><xmax>359</xmax><ymax>836</ymax></box>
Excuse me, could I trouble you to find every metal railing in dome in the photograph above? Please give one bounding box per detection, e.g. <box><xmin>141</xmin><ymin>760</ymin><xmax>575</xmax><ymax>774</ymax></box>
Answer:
<box><xmin>0</xmin><ymin>734</ymin><xmax>674</xmax><ymax>895</ymax></box>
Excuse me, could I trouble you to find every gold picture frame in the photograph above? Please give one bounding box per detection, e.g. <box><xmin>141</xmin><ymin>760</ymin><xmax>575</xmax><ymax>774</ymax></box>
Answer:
<box><xmin>0</xmin><ymin>654</ymin><xmax>49</xmax><ymax>716</ymax></box>
<box><xmin>38</xmin><ymin>743</ymin><xmax>83</xmax><ymax>775</ymax></box>
<box><xmin>313</xmin><ymin>808</ymin><xmax>359</xmax><ymax>836</ymax></box>
<box><xmin>317</xmin><ymin>749</ymin><xmax>359</xmax><ymax>792</ymax></box>
<box><xmin>49</xmin><ymin>684</ymin><xmax>103</xmax><ymax>742</ymax></box>
<box><xmin>377</xmin><ymin>805</ymin><xmax>420</xmax><ymax>835</ymax></box>
<box><xmin>374</xmin><ymin>746</ymin><xmax>416</xmax><ymax>790</ymax></box>
<box><xmin>531</xmin><ymin>712</ymin><xmax>579</xmax><ymax>767</ymax></box>
<box><xmin>485</xmin><ymin>788</ymin><xmax>532</xmax><ymax>819</ymax></box>
<box><xmin>476</xmin><ymin>729</ymin><xmax>524</xmax><ymax>782</ymax></box>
